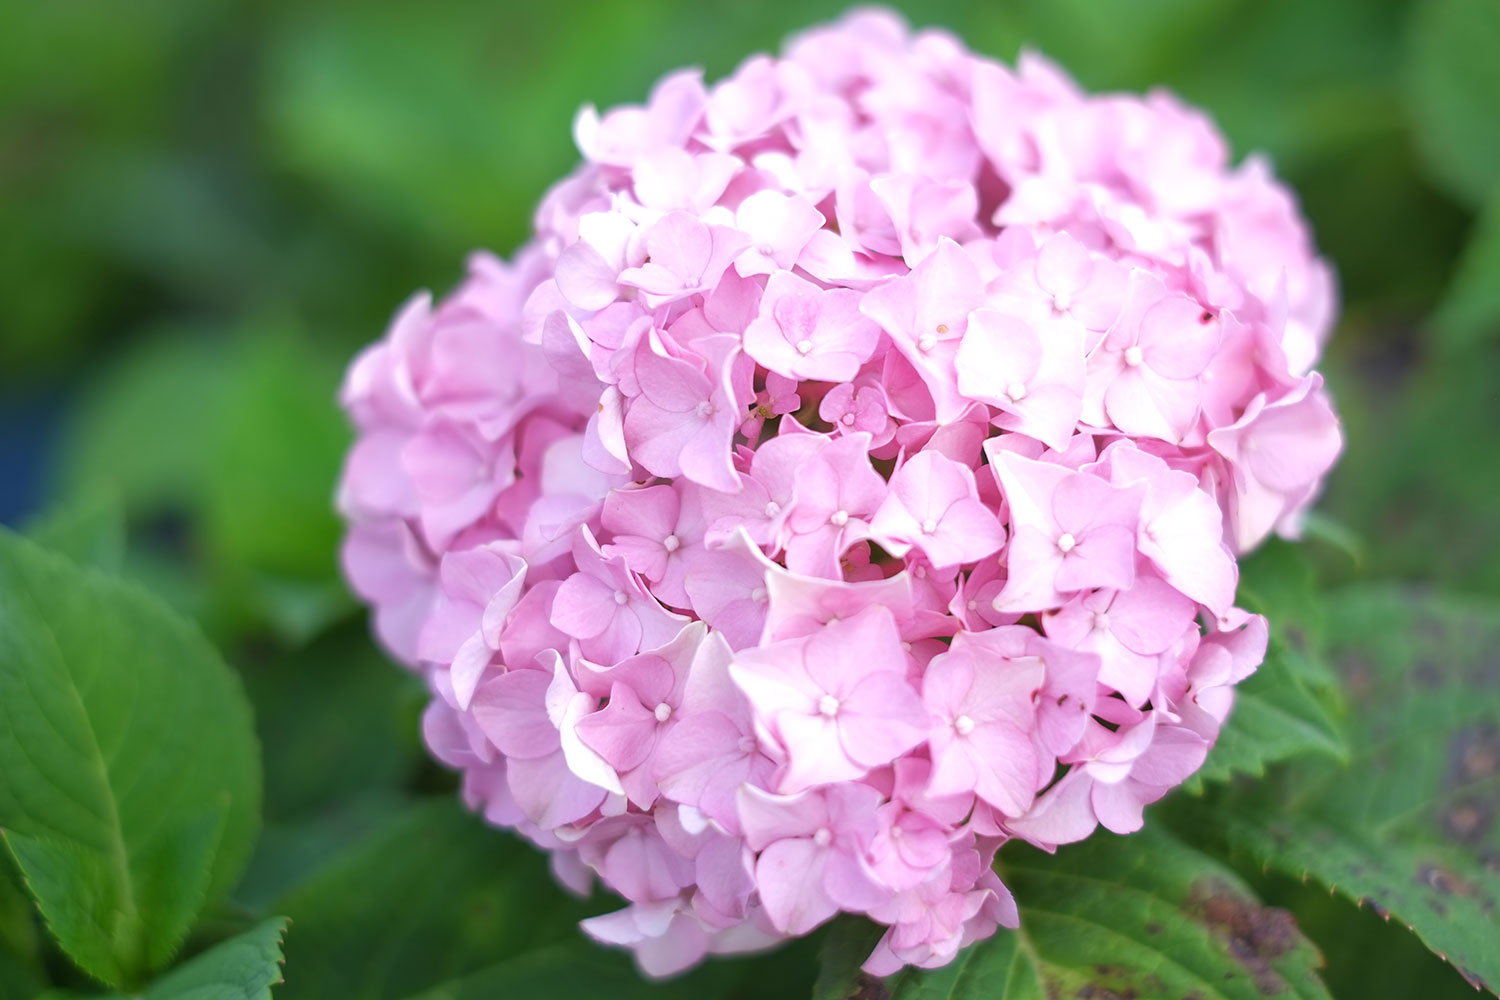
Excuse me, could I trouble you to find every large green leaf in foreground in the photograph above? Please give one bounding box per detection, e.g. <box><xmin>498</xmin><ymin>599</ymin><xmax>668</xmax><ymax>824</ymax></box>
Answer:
<box><xmin>815</xmin><ymin>826</ymin><xmax>1332</xmax><ymax>1000</ymax></box>
<box><xmin>0</xmin><ymin>531</ymin><xmax>261</xmax><ymax>988</ymax></box>
<box><xmin>1185</xmin><ymin>586</ymin><xmax>1500</xmax><ymax>994</ymax></box>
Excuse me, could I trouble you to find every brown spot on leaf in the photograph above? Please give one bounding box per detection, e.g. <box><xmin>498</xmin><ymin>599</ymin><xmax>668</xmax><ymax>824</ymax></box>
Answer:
<box><xmin>1441</xmin><ymin>797</ymin><xmax>1495</xmax><ymax>845</ymax></box>
<box><xmin>848</xmin><ymin>972</ymin><xmax>890</xmax><ymax>1000</ymax></box>
<box><xmin>1186</xmin><ymin>878</ymin><xmax>1299</xmax><ymax>996</ymax></box>
<box><xmin>1146</xmin><ymin>921</ymin><xmax>1164</xmax><ymax>935</ymax></box>
<box><xmin>1447</xmin><ymin>723</ymin><xmax>1500</xmax><ymax>785</ymax></box>
<box><xmin>1459</xmin><ymin>968</ymin><xmax>1489</xmax><ymax>992</ymax></box>
<box><xmin>1415</xmin><ymin>862</ymin><xmax>1480</xmax><ymax>899</ymax></box>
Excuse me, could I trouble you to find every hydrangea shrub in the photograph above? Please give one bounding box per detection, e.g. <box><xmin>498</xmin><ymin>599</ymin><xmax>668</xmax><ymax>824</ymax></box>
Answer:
<box><xmin>336</xmin><ymin>9</ymin><xmax>1343</xmax><ymax>977</ymax></box>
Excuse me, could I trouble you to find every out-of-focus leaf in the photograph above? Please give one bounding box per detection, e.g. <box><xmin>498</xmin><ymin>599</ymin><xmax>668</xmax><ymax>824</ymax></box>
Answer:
<box><xmin>397</xmin><ymin>945</ymin><xmax>699</xmax><ymax>1000</ymax></box>
<box><xmin>1322</xmin><ymin>349</ymin><xmax>1500</xmax><ymax>596</ymax></box>
<box><xmin>1184</xmin><ymin>587</ymin><xmax>1500</xmax><ymax>994</ymax></box>
<box><xmin>272</xmin><ymin>800</ymin><xmax>597</xmax><ymax>1000</ymax></box>
<box><xmin>1405</xmin><ymin>0</ymin><xmax>1500</xmax><ymax>208</ymax></box>
<box><xmin>0</xmin><ymin>531</ymin><xmax>261</xmax><ymax>987</ymax></box>
<box><xmin>240</xmin><ymin>625</ymin><xmax>422</xmax><ymax>823</ymax></box>
<box><xmin>54</xmin><ymin>328</ymin><xmax>354</xmax><ymax>643</ymax></box>
<box><xmin>22</xmin><ymin>489</ymin><xmax>125</xmax><ymax>573</ymax></box>
<box><xmin>815</xmin><ymin>826</ymin><xmax>1332</xmax><ymax>999</ymax></box>
<box><xmin>1433</xmin><ymin>187</ymin><xmax>1500</xmax><ymax>353</ymax></box>
<box><xmin>0</xmin><ymin>2</ymin><xmax>217</xmax><ymax>373</ymax></box>
<box><xmin>0</xmin><ymin>861</ymin><xmax>43</xmax><ymax>997</ymax></box>
<box><xmin>233</xmin><ymin>792</ymin><xmax>410</xmax><ymax>914</ymax></box>
<box><xmin>200</xmin><ymin>333</ymin><xmax>347</xmax><ymax>582</ymax></box>
<box><xmin>55</xmin><ymin>333</ymin><xmax>227</xmax><ymax>517</ymax></box>
<box><xmin>0</xmin><ymin>949</ymin><xmax>43</xmax><ymax>1000</ymax></box>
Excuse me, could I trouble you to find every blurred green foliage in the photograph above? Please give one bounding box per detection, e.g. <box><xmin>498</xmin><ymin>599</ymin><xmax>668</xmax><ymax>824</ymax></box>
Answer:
<box><xmin>2</xmin><ymin>0</ymin><xmax>1497</xmax><ymax>998</ymax></box>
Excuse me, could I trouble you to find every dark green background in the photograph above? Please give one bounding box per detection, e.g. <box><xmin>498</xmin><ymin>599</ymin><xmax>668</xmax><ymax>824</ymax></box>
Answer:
<box><xmin>2</xmin><ymin>1</ymin><xmax>1496</xmax><ymax>997</ymax></box>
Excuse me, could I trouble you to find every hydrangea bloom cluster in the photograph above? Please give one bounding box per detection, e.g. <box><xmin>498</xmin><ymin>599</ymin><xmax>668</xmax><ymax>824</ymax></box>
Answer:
<box><xmin>336</xmin><ymin>10</ymin><xmax>1343</xmax><ymax>977</ymax></box>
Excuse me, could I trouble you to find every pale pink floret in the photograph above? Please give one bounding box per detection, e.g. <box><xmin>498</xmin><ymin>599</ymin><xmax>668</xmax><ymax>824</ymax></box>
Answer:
<box><xmin>738</xmin><ymin>782</ymin><xmax>888</xmax><ymax>935</ymax></box>
<box><xmin>336</xmin><ymin>8</ymin><xmax>1343</xmax><ymax>979</ymax></box>
<box><xmin>989</xmin><ymin>448</ymin><xmax>1145</xmax><ymax>613</ymax></box>
<box><xmin>743</xmin><ymin>270</ymin><xmax>882</xmax><ymax>382</ymax></box>
<box><xmin>922</xmin><ymin>629</ymin><xmax>1044</xmax><ymax>816</ymax></box>
<box><xmin>871</xmin><ymin>449</ymin><xmax>1006</xmax><ymax>571</ymax></box>
<box><xmin>730</xmin><ymin>607</ymin><xmax>927</xmax><ymax>793</ymax></box>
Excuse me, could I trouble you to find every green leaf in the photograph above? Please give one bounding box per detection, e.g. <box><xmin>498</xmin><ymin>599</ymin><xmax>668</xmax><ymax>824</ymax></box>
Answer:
<box><xmin>0</xmin><ymin>858</ymin><xmax>43</xmax><ymax>993</ymax></box>
<box><xmin>271</xmin><ymin>800</ymin><xmax>601</xmax><ymax>1000</ymax></box>
<box><xmin>239</xmin><ymin>624</ymin><xmax>420</xmax><ymax>824</ymax></box>
<box><xmin>1192</xmin><ymin>645</ymin><xmax>1347</xmax><ymax>786</ymax></box>
<box><xmin>56</xmin><ymin>333</ymin><xmax>229</xmax><ymax>518</ymax></box>
<box><xmin>54</xmin><ymin>329</ymin><xmax>355</xmax><ymax>644</ymax></box>
<box><xmin>1187</xmin><ymin>586</ymin><xmax>1500</xmax><ymax>994</ymax></box>
<box><xmin>199</xmin><ymin>334</ymin><xmax>348</xmax><ymax>583</ymax></box>
<box><xmin>1191</xmin><ymin>541</ymin><xmax>1347</xmax><ymax>786</ymax></box>
<box><xmin>233</xmin><ymin>793</ymin><xmax>408</xmax><ymax>914</ymax></box>
<box><xmin>267</xmin><ymin>795</ymin><xmax>821</xmax><ymax>1000</ymax></box>
<box><xmin>1434</xmin><ymin>187</ymin><xmax>1500</xmax><ymax>353</ymax></box>
<box><xmin>0</xmin><ymin>947</ymin><xmax>44</xmax><ymax>1000</ymax></box>
<box><xmin>811</xmin><ymin>918</ymin><xmax>886</xmax><ymax>1000</ymax></box>
<box><xmin>137</xmin><ymin>916</ymin><xmax>287</xmax><ymax>1000</ymax></box>
<box><xmin>1404</xmin><ymin>0</ymin><xmax>1500</xmax><ymax>208</ymax></box>
<box><xmin>396</xmin><ymin>944</ymin><xmax>690</xmax><ymax>1000</ymax></box>
<box><xmin>0</xmin><ymin>531</ymin><xmax>261</xmax><ymax>987</ymax></box>
<box><xmin>817</xmin><ymin>826</ymin><xmax>1332</xmax><ymax>999</ymax></box>
<box><xmin>22</xmin><ymin>490</ymin><xmax>126</xmax><ymax>574</ymax></box>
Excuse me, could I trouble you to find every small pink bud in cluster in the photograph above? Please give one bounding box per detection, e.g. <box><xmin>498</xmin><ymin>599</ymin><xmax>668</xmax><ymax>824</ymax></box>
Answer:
<box><xmin>338</xmin><ymin>9</ymin><xmax>1342</xmax><ymax>978</ymax></box>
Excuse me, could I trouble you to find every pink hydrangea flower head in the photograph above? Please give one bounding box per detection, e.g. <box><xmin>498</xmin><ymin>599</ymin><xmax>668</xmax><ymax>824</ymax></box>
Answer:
<box><xmin>337</xmin><ymin>8</ymin><xmax>1342</xmax><ymax>978</ymax></box>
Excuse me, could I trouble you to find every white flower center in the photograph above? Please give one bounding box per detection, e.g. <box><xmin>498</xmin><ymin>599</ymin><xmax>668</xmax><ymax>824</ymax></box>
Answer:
<box><xmin>796</xmin><ymin>338</ymin><xmax>814</xmax><ymax>355</ymax></box>
<box><xmin>841</xmin><ymin>412</ymin><xmax>856</xmax><ymax>425</ymax></box>
<box><xmin>738</xmin><ymin>735</ymin><xmax>757</xmax><ymax>753</ymax></box>
<box><xmin>695</xmin><ymin>400</ymin><xmax>716</xmax><ymax>417</ymax></box>
<box><xmin>1053</xmin><ymin>291</ymin><xmax>1073</xmax><ymax>313</ymax></box>
<box><xmin>1056</xmin><ymin>532</ymin><xmax>1077</xmax><ymax>553</ymax></box>
<box><xmin>1006</xmin><ymin>381</ymin><xmax>1027</xmax><ymax>401</ymax></box>
<box><xmin>921</xmin><ymin>517</ymin><xmax>939</xmax><ymax>534</ymax></box>
<box><xmin>829</xmin><ymin>509</ymin><xmax>849</xmax><ymax>527</ymax></box>
<box><xmin>750</xmin><ymin>586</ymin><xmax>768</xmax><ymax>603</ymax></box>
<box><xmin>917</xmin><ymin>334</ymin><xmax>937</xmax><ymax>353</ymax></box>
<box><xmin>662</xmin><ymin>533</ymin><xmax>681</xmax><ymax>553</ymax></box>
<box><xmin>1123</xmin><ymin>345</ymin><xmax>1144</xmax><ymax>367</ymax></box>
<box><xmin>613</xmin><ymin>590</ymin><xmax>630</xmax><ymax>606</ymax></box>
<box><xmin>654</xmin><ymin>702</ymin><xmax>672</xmax><ymax>723</ymax></box>
<box><xmin>954</xmin><ymin>714</ymin><xmax>976</xmax><ymax>736</ymax></box>
<box><xmin>813</xmin><ymin>827</ymin><xmax>833</xmax><ymax>847</ymax></box>
<box><xmin>818</xmin><ymin>694</ymin><xmax>841</xmax><ymax>717</ymax></box>
<box><xmin>1092</xmin><ymin>611</ymin><xmax>1111</xmax><ymax>632</ymax></box>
